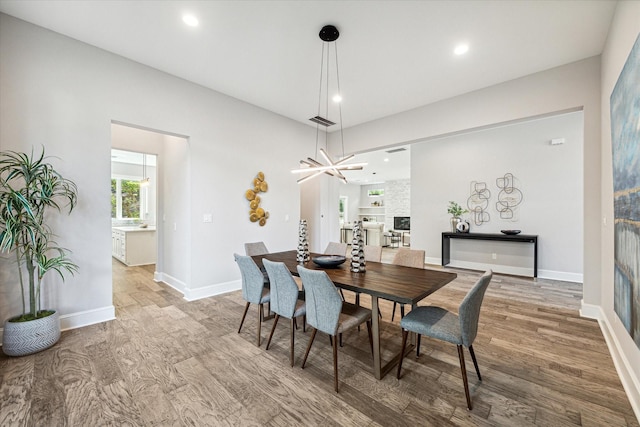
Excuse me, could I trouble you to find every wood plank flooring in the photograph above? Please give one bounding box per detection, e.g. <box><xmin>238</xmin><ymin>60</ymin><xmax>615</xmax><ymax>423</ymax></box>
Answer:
<box><xmin>1</xmin><ymin>250</ymin><xmax>638</xmax><ymax>426</ymax></box>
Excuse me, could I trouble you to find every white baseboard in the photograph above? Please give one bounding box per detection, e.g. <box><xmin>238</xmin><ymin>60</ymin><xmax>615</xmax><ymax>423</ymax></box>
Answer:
<box><xmin>428</xmin><ymin>257</ymin><xmax>583</xmax><ymax>282</ymax></box>
<box><xmin>581</xmin><ymin>302</ymin><xmax>640</xmax><ymax>423</ymax></box>
<box><xmin>156</xmin><ymin>272</ymin><xmax>187</xmax><ymax>294</ymax></box>
<box><xmin>538</xmin><ymin>269</ymin><xmax>583</xmax><ymax>283</ymax></box>
<box><xmin>60</xmin><ymin>305</ymin><xmax>116</xmax><ymax>331</ymax></box>
<box><xmin>154</xmin><ymin>271</ymin><xmax>240</xmax><ymax>302</ymax></box>
<box><xmin>0</xmin><ymin>305</ymin><xmax>116</xmax><ymax>346</ymax></box>
<box><xmin>184</xmin><ymin>280</ymin><xmax>241</xmax><ymax>301</ymax></box>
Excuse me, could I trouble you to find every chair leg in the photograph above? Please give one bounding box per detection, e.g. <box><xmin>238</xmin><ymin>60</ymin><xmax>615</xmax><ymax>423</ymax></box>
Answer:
<box><xmin>416</xmin><ymin>334</ymin><xmax>421</xmax><ymax>357</ymax></box>
<box><xmin>303</xmin><ymin>314</ymin><xmax>306</xmax><ymax>333</ymax></box>
<box><xmin>469</xmin><ymin>345</ymin><xmax>482</xmax><ymax>381</ymax></box>
<box><xmin>265</xmin><ymin>314</ymin><xmax>280</xmax><ymax>350</ymax></box>
<box><xmin>391</xmin><ymin>302</ymin><xmax>397</xmax><ymax>321</ymax></box>
<box><xmin>339</xmin><ymin>288</ymin><xmax>346</xmax><ymax>301</ymax></box>
<box><xmin>400</xmin><ymin>304</ymin><xmax>405</xmax><ymax>318</ymax></box>
<box><xmin>333</xmin><ymin>333</ymin><xmax>339</xmax><ymax>392</ymax></box>
<box><xmin>339</xmin><ymin>333</ymin><xmax>343</xmax><ymax>347</ymax></box>
<box><xmin>366</xmin><ymin>320</ymin><xmax>373</xmax><ymax>356</ymax></box>
<box><xmin>397</xmin><ymin>329</ymin><xmax>409</xmax><ymax>379</ymax></box>
<box><xmin>290</xmin><ymin>318</ymin><xmax>295</xmax><ymax>367</ymax></box>
<box><xmin>457</xmin><ymin>345</ymin><xmax>472</xmax><ymax>410</ymax></box>
<box><xmin>257</xmin><ymin>303</ymin><xmax>264</xmax><ymax>347</ymax></box>
<box><xmin>238</xmin><ymin>302</ymin><xmax>250</xmax><ymax>334</ymax></box>
<box><xmin>293</xmin><ymin>316</ymin><xmax>298</xmax><ymax>330</ymax></box>
<box><xmin>302</xmin><ymin>328</ymin><xmax>317</xmax><ymax>369</ymax></box>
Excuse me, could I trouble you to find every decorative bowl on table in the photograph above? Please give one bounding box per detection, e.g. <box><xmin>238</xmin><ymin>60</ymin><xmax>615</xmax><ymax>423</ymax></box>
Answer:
<box><xmin>312</xmin><ymin>255</ymin><xmax>347</xmax><ymax>268</ymax></box>
<box><xmin>500</xmin><ymin>230</ymin><xmax>521</xmax><ymax>235</ymax></box>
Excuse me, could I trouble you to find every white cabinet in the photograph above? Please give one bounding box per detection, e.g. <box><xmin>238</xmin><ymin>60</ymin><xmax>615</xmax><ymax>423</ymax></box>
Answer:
<box><xmin>111</xmin><ymin>227</ymin><xmax>156</xmax><ymax>266</ymax></box>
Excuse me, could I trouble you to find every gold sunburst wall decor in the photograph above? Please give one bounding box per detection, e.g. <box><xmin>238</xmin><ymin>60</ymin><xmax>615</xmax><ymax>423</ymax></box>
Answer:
<box><xmin>246</xmin><ymin>171</ymin><xmax>269</xmax><ymax>226</ymax></box>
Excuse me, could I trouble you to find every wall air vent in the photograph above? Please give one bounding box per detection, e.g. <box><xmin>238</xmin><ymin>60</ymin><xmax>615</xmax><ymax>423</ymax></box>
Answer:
<box><xmin>385</xmin><ymin>147</ymin><xmax>407</xmax><ymax>153</ymax></box>
<box><xmin>309</xmin><ymin>116</ymin><xmax>336</xmax><ymax>127</ymax></box>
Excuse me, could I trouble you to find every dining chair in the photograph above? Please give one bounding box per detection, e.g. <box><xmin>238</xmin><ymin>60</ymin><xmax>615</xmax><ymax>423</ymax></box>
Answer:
<box><xmin>324</xmin><ymin>241</ymin><xmax>349</xmax><ymax>300</ymax></box>
<box><xmin>354</xmin><ymin>246</ymin><xmax>383</xmax><ymax>318</ymax></box>
<box><xmin>244</xmin><ymin>241</ymin><xmax>269</xmax><ymax>256</ymax></box>
<box><xmin>297</xmin><ymin>266</ymin><xmax>373</xmax><ymax>392</ymax></box>
<box><xmin>324</xmin><ymin>241</ymin><xmax>348</xmax><ymax>256</ymax></box>
<box><xmin>397</xmin><ymin>270</ymin><xmax>493</xmax><ymax>410</ymax></box>
<box><xmin>363</xmin><ymin>245</ymin><xmax>382</xmax><ymax>262</ymax></box>
<box><xmin>391</xmin><ymin>248</ymin><xmax>426</xmax><ymax>321</ymax></box>
<box><xmin>234</xmin><ymin>253</ymin><xmax>271</xmax><ymax>346</ymax></box>
<box><xmin>263</xmin><ymin>259</ymin><xmax>307</xmax><ymax>367</ymax></box>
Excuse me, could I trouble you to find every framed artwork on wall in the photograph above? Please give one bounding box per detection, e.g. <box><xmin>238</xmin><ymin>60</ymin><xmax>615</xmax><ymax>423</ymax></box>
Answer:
<box><xmin>611</xmin><ymin>33</ymin><xmax>640</xmax><ymax>350</ymax></box>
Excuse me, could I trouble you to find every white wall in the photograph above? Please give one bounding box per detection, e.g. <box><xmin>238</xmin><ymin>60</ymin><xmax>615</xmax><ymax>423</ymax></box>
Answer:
<box><xmin>0</xmin><ymin>14</ymin><xmax>311</xmax><ymax>326</ymax></box>
<box><xmin>331</xmin><ymin>56</ymin><xmax>601</xmax><ymax>304</ymax></box>
<box><xmin>412</xmin><ymin>112</ymin><xmax>583</xmax><ymax>280</ymax></box>
<box><xmin>599</xmin><ymin>1</ymin><xmax>640</xmax><ymax>418</ymax></box>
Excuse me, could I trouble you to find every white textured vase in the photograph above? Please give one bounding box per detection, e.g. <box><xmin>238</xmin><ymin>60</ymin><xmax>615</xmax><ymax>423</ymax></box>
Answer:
<box><xmin>350</xmin><ymin>221</ymin><xmax>366</xmax><ymax>272</ymax></box>
<box><xmin>2</xmin><ymin>311</ymin><xmax>60</xmax><ymax>357</ymax></box>
<box><xmin>297</xmin><ymin>219</ymin><xmax>310</xmax><ymax>263</ymax></box>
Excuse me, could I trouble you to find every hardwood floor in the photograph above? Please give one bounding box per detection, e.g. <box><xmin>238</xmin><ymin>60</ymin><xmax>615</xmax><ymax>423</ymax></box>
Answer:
<box><xmin>1</xmin><ymin>251</ymin><xmax>638</xmax><ymax>426</ymax></box>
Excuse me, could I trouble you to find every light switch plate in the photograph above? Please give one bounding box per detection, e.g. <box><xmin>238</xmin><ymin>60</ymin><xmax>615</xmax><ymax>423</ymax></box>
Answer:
<box><xmin>203</xmin><ymin>213</ymin><xmax>213</xmax><ymax>223</ymax></box>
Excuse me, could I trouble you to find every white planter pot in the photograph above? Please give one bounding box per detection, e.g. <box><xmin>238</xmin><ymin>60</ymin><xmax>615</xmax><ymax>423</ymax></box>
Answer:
<box><xmin>2</xmin><ymin>311</ymin><xmax>61</xmax><ymax>356</ymax></box>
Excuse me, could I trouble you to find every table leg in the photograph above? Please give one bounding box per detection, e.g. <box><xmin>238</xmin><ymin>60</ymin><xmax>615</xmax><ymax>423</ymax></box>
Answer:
<box><xmin>371</xmin><ymin>296</ymin><xmax>382</xmax><ymax>379</ymax></box>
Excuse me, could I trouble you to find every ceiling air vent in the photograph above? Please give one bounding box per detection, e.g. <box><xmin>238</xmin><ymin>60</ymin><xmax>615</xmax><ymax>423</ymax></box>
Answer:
<box><xmin>309</xmin><ymin>116</ymin><xmax>336</xmax><ymax>127</ymax></box>
<box><xmin>385</xmin><ymin>147</ymin><xmax>407</xmax><ymax>153</ymax></box>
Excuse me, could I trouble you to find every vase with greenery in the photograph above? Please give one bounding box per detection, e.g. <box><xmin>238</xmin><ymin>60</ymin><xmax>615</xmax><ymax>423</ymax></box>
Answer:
<box><xmin>0</xmin><ymin>148</ymin><xmax>78</xmax><ymax>356</ymax></box>
<box><xmin>447</xmin><ymin>201</ymin><xmax>468</xmax><ymax>232</ymax></box>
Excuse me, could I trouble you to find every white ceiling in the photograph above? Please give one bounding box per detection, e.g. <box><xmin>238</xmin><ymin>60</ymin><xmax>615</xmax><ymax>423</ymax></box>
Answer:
<box><xmin>0</xmin><ymin>0</ymin><xmax>617</xmax><ymax>183</ymax></box>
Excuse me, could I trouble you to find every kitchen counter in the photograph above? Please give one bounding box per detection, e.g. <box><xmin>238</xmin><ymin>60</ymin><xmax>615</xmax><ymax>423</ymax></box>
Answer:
<box><xmin>112</xmin><ymin>226</ymin><xmax>157</xmax><ymax>266</ymax></box>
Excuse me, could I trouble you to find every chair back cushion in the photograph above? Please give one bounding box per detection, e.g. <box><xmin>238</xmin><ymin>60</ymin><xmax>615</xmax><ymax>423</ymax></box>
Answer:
<box><xmin>392</xmin><ymin>248</ymin><xmax>425</xmax><ymax>268</ymax></box>
<box><xmin>297</xmin><ymin>266</ymin><xmax>342</xmax><ymax>335</ymax></box>
<box><xmin>363</xmin><ymin>245</ymin><xmax>382</xmax><ymax>262</ymax></box>
<box><xmin>324</xmin><ymin>242</ymin><xmax>348</xmax><ymax>256</ymax></box>
<box><xmin>459</xmin><ymin>270</ymin><xmax>493</xmax><ymax>347</ymax></box>
<box><xmin>234</xmin><ymin>253</ymin><xmax>266</xmax><ymax>304</ymax></box>
<box><xmin>244</xmin><ymin>241</ymin><xmax>269</xmax><ymax>256</ymax></box>
<box><xmin>263</xmin><ymin>259</ymin><xmax>300</xmax><ymax>318</ymax></box>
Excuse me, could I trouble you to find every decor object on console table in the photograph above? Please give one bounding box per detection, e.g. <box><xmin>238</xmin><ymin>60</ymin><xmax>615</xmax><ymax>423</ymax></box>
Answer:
<box><xmin>447</xmin><ymin>201</ymin><xmax>468</xmax><ymax>233</ymax></box>
<box><xmin>350</xmin><ymin>221</ymin><xmax>366</xmax><ymax>272</ymax></box>
<box><xmin>456</xmin><ymin>220</ymin><xmax>470</xmax><ymax>233</ymax></box>
<box><xmin>297</xmin><ymin>219</ymin><xmax>310</xmax><ymax>263</ymax></box>
<box><xmin>0</xmin><ymin>148</ymin><xmax>78</xmax><ymax>356</ymax></box>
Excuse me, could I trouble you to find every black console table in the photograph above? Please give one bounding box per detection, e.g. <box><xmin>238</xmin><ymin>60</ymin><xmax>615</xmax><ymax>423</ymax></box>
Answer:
<box><xmin>441</xmin><ymin>232</ymin><xmax>538</xmax><ymax>277</ymax></box>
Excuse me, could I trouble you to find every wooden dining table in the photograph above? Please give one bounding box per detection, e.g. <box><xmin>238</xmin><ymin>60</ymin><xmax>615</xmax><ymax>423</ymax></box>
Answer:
<box><xmin>252</xmin><ymin>250</ymin><xmax>457</xmax><ymax>380</ymax></box>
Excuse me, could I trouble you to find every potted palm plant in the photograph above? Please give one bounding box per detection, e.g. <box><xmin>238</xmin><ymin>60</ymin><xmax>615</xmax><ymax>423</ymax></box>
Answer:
<box><xmin>0</xmin><ymin>148</ymin><xmax>78</xmax><ymax>356</ymax></box>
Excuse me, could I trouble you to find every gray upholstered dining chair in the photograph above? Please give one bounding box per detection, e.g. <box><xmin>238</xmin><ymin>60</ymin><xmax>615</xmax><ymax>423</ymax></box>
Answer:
<box><xmin>363</xmin><ymin>245</ymin><xmax>382</xmax><ymax>262</ymax></box>
<box><xmin>391</xmin><ymin>248</ymin><xmax>426</xmax><ymax>321</ymax></box>
<box><xmin>297</xmin><ymin>266</ymin><xmax>373</xmax><ymax>392</ymax></box>
<box><xmin>324</xmin><ymin>241</ymin><xmax>349</xmax><ymax>301</ymax></box>
<box><xmin>324</xmin><ymin>241</ymin><xmax>348</xmax><ymax>256</ymax></box>
<box><xmin>244</xmin><ymin>241</ymin><xmax>269</xmax><ymax>256</ymax></box>
<box><xmin>234</xmin><ymin>253</ymin><xmax>271</xmax><ymax>346</ymax></box>
<box><xmin>263</xmin><ymin>259</ymin><xmax>307</xmax><ymax>367</ymax></box>
<box><xmin>397</xmin><ymin>270</ymin><xmax>493</xmax><ymax>410</ymax></box>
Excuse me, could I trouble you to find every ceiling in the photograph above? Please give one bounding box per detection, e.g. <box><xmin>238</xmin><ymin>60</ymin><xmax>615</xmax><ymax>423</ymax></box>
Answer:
<box><xmin>0</xmin><ymin>1</ymin><xmax>617</xmax><ymax>183</ymax></box>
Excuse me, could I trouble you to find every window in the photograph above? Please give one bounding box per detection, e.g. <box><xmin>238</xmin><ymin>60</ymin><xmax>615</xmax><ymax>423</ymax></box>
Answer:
<box><xmin>339</xmin><ymin>196</ymin><xmax>348</xmax><ymax>224</ymax></box>
<box><xmin>111</xmin><ymin>178</ymin><xmax>141</xmax><ymax>220</ymax></box>
<box><xmin>368</xmin><ymin>189</ymin><xmax>384</xmax><ymax>197</ymax></box>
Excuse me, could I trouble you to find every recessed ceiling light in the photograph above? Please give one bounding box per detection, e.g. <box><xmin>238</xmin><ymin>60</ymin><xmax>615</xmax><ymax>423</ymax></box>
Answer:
<box><xmin>183</xmin><ymin>14</ymin><xmax>199</xmax><ymax>27</ymax></box>
<box><xmin>383</xmin><ymin>158</ymin><xmax>389</xmax><ymax>162</ymax></box>
<box><xmin>332</xmin><ymin>94</ymin><xmax>342</xmax><ymax>103</ymax></box>
<box><xmin>454</xmin><ymin>43</ymin><xmax>469</xmax><ymax>56</ymax></box>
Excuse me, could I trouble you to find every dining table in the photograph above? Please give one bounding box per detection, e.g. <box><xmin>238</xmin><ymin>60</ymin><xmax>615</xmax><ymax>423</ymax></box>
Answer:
<box><xmin>252</xmin><ymin>250</ymin><xmax>457</xmax><ymax>380</ymax></box>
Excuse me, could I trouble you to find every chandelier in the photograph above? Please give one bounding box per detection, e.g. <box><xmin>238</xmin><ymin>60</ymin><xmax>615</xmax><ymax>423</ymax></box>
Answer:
<box><xmin>292</xmin><ymin>25</ymin><xmax>366</xmax><ymax>184</ymax></box>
